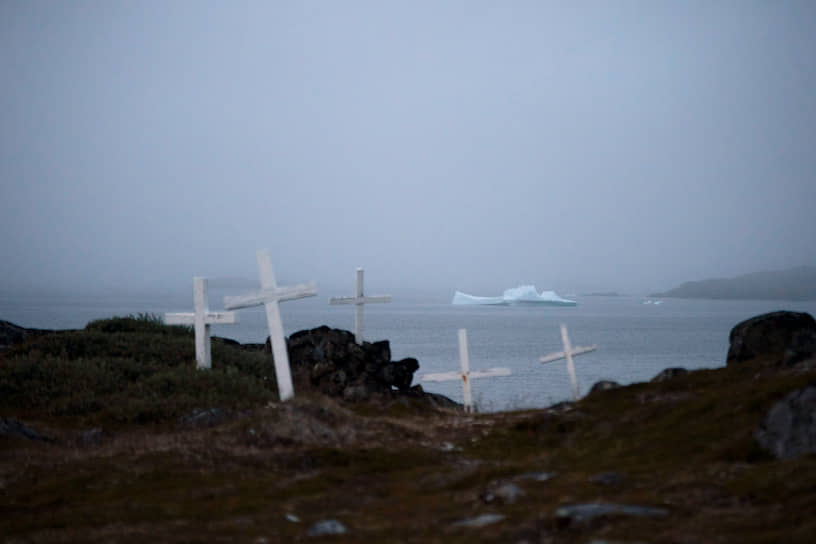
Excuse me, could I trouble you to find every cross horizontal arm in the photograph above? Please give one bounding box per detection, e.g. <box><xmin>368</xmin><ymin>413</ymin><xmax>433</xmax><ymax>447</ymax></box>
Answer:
<box><xmin>224</xmin><ymin>282</ymin><xmax>318</xmax><ymax>310</ymax></box>
<box><xmin>165</xmin><ymin>311</ymin><xmax>237</xmax><ymax>325</ymax></box>
<box><xmin>421</xmin><ymin>367</ymin><xmax>512</xmax><ymax>382</ymax></box>
<box><xmin>540</xmin><ymin>345</ymin><xmax>597</xmax><ymax>364</ymax></box>
<box><xmin>204</xmin><ymin>312</ymin><xmax>237</xmax><ymax>324</ymax></box>
<box><xmin>328</xmin><ymin>295</ymin><xmax>392</xmax><ymax>305</ymax></box>
<box><xmin>421</xmin><ymin>371</ymin><xmax>463</xmax><ymax>382</ymax></box>
<box><xmin>165</xmin><ymin>313</ymin><xmax>194</xmax><ymax>325</ymax></box>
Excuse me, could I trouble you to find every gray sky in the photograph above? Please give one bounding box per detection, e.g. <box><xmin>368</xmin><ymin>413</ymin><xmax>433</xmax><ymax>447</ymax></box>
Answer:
<box><xmin>2</xmin><ymin>0</ymin><xmax>815</xmax><ymax>297</ymax></box>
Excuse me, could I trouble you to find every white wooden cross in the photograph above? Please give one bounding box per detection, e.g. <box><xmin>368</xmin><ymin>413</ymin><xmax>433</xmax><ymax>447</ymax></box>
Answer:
<box><xmin>540</xmin><ymin>324</ymin><xmax>597</xmax><ymax>401</ymax></box>
<box><xmin>329</xmin><ymin>267</ymin><xmax>391</xmax><ymax>344</ymax></box>
<box><xmin>421</xmin><ymin>329</ymin><xmax>511</xmax><ymax>413</ymax></box>
<box><xmin>165</xmin><ymin>277</ymin><xmax>237</xmax><ymax>370</ymax></box>
<box><xmin>223</xmin><ymin>249</ymin><xmax>317</xmax><ymax>402</ymax></box>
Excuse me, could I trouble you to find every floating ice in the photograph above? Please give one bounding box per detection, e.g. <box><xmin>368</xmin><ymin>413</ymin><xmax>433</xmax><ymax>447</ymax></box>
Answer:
<box><xmin>452</xmin><ymin>285</ymin><xmax>577</xmax><ymax>306</ymax></box>
<box><xmin>451</xmin><ymin>291</ymin><xmax>508</xmax><ymax>305</ymax></box>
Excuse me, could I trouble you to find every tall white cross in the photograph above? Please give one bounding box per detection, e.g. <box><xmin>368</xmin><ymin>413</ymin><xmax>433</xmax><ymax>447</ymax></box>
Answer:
<box><xmin>165</xmin><ymin>277</ymin><xmax>237</xmax><ymax>370</ymax></box>
<box><xmin>422</xmin><ymin>328</ymin><xmax>512</xmax><ymax>413</ymax></box>
<box><xmin>329</xmin><ymin>268</ymin><xmax>391</xmax><ymax>344</ymax></box>
<box><xmin>223</xmin><ymin>249</ymin><xmax>317</xmax><ymax>402</ymax></box>
<box><xmin>540</xmin><ymin>324</ymin><xmax>597</xmax><ymax>401</ymax></box>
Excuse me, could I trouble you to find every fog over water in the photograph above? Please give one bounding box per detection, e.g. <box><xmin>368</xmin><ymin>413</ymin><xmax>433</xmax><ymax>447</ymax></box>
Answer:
<box><xmin>2</xmin><ymin>1</ymin><xmax>815</xmax><ymax>300</ymax></box>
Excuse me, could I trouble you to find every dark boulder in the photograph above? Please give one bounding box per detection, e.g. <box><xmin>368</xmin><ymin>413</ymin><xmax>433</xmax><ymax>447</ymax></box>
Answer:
<box><xmin>651</xmin><ymin>367</ymin><xmax>688</xmax><ymax>382</ymax></box>
<box><xmin>265</xmin><ymin>326</ymin><xmax>445</xmax><ymax>405</ymax></box>
<box><xmin>727</xmin><ymin>311</ymin><xmax>816</xmax><ymax>365</ymax></box>
<box><xmin>377</xmin><ymin>357</ymin><xmax>419</xmax><ymax>390</ymax></box>
<box><xmin>555</xmin><ymin>502</ymin><xmax>668</xmax><ymax>528</ymax></box>
<box><xmin>783</xmin><ymin>329</ymin><xmax>816</xmax><ymax>368</ymax></box>
<box><xmin>306</xmin><ymin>519</ymin><xmax>348</xmax><ymax>536</ymax></box>
<box><xmin>755</xmin><ymin>386</ymin><xmax>816</xmax><ymax>459</ymax></box>
<box><xmin>589</xmin><ymin>380</ymin><xmax>620</xmax><ymax>394</ymax></box>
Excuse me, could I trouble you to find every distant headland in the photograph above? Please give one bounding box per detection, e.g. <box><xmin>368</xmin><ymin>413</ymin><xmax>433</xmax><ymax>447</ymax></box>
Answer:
<box><xmin>650</xmin><ymin>266</ymin><xmax>816</xmax><ymax>301</ymax></box>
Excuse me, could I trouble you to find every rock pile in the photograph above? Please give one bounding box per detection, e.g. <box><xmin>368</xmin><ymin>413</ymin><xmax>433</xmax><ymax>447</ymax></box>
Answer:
<box><xmin>265</xmin><ymin>326</ymin><xmax>454</xmax><ymax>406</ymax></box>
<box><xmin>755</xmin><ymin>386</ymin><xmax>816</xmax><ymax>459</ymax></box>
<box><xmin>727</xmin><ymin>311</ymin><xmax>816</xmax><ymax>365</ymax></box>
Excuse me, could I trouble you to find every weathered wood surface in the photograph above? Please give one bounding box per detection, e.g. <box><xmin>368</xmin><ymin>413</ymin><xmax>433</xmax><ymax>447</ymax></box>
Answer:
<box><xmin>540</xmin><ymin>344</ymin><xmax>597</xmax><ymax>363</ymax></box>
<box><xmin>224</xmin><ymin>283</ymin><xmax>318</xmax><ymax>310</ymax></box>
<box><xmin>223</xmin><ymin>249</ymin><xmax>317</xmax><ymax>402</ymax></box>
<box><xmin>164</xmin><ymin>312</ymin><xmax>236</xmax><ymax>325</ymax></box>
<box><xmin>422</xmin><ymin>368</ymin><xmax>512</xmax><ymax>382</ymax></box>
<box><xmin>540</xmin><ymin>324</ymin><xmax>597</xmax><ymax>401</ymax></box>
<box><xmin>328</xmin><ymin>268</ymin><xmax>391</xmax><ymax>344</ymax></box>
<box><xmin>420</xmin><ymin>328</ymin><xmax>511</xmax><ymax>413</ymax></box>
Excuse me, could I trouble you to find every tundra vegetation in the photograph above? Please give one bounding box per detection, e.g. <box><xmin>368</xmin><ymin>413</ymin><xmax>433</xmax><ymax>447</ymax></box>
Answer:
<box><xmin>1</xmin><ymin>314</ymin><xmax>815</xmax><ymax>543</ymax></box>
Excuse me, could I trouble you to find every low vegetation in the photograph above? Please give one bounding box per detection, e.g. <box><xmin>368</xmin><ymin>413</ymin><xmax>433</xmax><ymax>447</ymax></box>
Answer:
<box><xmin>0</xmin><ymin>314</ymin><xmax>275</xmax><ymax>426</ymax></box>
<box><xmin>1</xmin><ymin>316</ymin><xmax>815</xmax><ymax>542</ymax></box>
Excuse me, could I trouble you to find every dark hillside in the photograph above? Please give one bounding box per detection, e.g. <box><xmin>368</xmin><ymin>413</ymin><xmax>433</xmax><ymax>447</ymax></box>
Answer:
<box><xmin>1</xmin><ymin>313</ymin><xmax>816</xmax><ymax>542</ymax></box>
<box><xmin>651</xmin><ymin>266</ymin><xmax>816</xmax><ymax>300</ymax></box>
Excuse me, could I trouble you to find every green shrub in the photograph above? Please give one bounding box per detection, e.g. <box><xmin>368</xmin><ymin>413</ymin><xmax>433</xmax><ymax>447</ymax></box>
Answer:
<box><xmin>0</xmin><ymin>315</ymin><xmax>277</xmax><ymax>425</ymax></box>
<box><xmin>85</xmin><ymin>313</ymin><xmax>189</xmax><ymax>335</ymax></box>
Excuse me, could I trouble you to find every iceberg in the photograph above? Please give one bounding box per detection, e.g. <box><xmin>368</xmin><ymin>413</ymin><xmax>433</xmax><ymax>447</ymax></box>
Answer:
<box><xmin>452</xmin><ymin>285</ymin><xmax>577</xmax><ymax>306</ymax></box>
<box><xmin>452</xmin><ymin>291</ymin><xmax>509</xmax><ymax>305</ymax></box>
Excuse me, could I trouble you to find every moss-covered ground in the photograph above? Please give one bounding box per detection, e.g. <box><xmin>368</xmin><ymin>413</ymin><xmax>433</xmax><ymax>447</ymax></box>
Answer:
<box><xmin>1</xmin><ymin>316</ymin><xmax>815</xmax><ymax>542</ymax></box>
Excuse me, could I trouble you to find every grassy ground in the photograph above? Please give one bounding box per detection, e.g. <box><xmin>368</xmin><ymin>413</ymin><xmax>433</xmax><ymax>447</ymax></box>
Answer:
<box><xmin>1</xmin><ymin>316</ymin><xmax>815</xmax><ymax>543</ymax></box>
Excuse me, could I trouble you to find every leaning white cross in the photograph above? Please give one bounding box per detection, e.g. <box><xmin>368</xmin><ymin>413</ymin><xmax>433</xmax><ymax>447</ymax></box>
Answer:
<box><xmin>329</xmin><ymin>267</ymin><xmax>391</xmax><ymax>344</ymax></box>
<box><xmin>422</xmin><ymin>328</ymin><xmax>511</xmax><ymax>413</ymax></box>
<box><xmin>223</xmin><ymin>249</ymin><xmax>317</xmax><ymax>402</ymax></box>
<box><xmin>540</xmin><ymin>324</ymin><xmax>597</xmax><ymax>401</ymax></box>
<box><xmin>165</xmin><ymin>277</ymin><xmax>237</xmax><ymax>370</ymax></box>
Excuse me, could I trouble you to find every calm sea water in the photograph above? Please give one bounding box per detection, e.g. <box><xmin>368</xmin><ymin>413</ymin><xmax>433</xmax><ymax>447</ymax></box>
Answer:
<box><xmin>3</xmin><ymin>289</ymin><xmax>815</xmax><ymax>412</ymax></box>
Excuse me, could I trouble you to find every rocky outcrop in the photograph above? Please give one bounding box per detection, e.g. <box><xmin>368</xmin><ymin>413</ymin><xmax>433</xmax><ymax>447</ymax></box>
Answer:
<box><xmin>264</xmin><ymin>326</ymin><xmax>453</xmax><ymax>406</ymax></box>
<box><xmin>589</xmin><ymin>380</ymin><xmax>620</xmax><ymax>394</ymax></box>
<box><xmin>726</xmin><ymin>311</ymin><xmax>816</xmax><ymax>365</ymax></box>
<box><xmin>651</xmin><ymin>367</ymin><xmax>688</xmax><ymax>382</ymax></box>
<box><xmin>555</xmin><ymin>503</ymin><xmax>668</xmax><ymax>528</ymax></box>
<box><xmin>755</xmin><ymin>386</ymin><xmax>816</xmax><ymax>459</ymax></box>
<box><xmin>783</xmin><ymin>329</ymin><xmax>816</xmax><ymax>367</ymax></box>
<box><xmin>306</xmin><ymin>519</ymin><xmax>348</xmax><ymax>536</ymax></box>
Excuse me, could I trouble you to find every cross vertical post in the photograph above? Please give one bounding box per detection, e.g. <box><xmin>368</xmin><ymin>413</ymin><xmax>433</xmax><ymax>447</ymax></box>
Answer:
<box><xmin>421</xmin><ymin>328</ymin><xmax>511</xmax><ymax>413</ymax></box>
<box><xmin>355</xmin><ymin>268</ymin><xmax>365</xmax><ymax>344</ymax></box>
<box><xmin>540</xmin><ymin>323</ymin><xmax>597</xmax><ymax>401</ymax></box>
<box><xmin>194</xmin><ymin>277</ymin><xmax>210</xmax><ymax>369</ymax></box>
<box><xmin>329</xmin><ymin>267</ymin><xmax>391</xmax><ymax>344</ymax></box>
<box><xmin>165</xmin><ymin>277</ymin><xmax>237</xmax><ymax>369</ymax></box>
<box><xmin>224</xmin><ymin>249</ymin><xmax>318</xmax><ymax>402</ymax></box>
<box><xmin>258</xmin><ymin>251</ymin><xmax>294</xmax><ymax>402</ymax></box>
<box><xmin>561</xmin><ymin>324</ymin><xmax>579</xmax><ymax>401</ymax></box>
<box><xmin>458</xmin><ymin>328</ymin><xmax>473</xmax><ymax>413</ymax></box>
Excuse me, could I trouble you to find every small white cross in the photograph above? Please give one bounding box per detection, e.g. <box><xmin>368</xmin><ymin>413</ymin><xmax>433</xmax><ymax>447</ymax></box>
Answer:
<box><xmin>223</xmin><ymin>249</ymin><xmax>317</xmax><ymax>401</ymax></box>
<box><xmin>165</xmin><ymin>277</ymin><xmax>237</xmax><ymax>370</ymax></box>
<box><xmin>540</xmin><ymin>324</ymin><xmax>597</xmax><ymax>401</ymax></box>
<box><xmin>329</xmin><ymin>268</ymin><xmax>391</xmax><ymax>344</ymax></box>
<box><xmin>422</xmin><ymin>328</ymin><xmax>511</xmax><ymax>413</ymax></box>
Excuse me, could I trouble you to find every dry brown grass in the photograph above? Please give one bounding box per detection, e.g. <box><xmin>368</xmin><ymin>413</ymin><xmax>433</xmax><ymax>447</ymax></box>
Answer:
<box><xmin>2</xmin><ymin>318</ymin><xmax>816</xmax><ymax>542</ymax></box>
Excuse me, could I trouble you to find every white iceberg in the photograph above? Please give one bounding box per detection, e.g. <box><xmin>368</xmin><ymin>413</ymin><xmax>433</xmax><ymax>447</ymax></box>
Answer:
<box><xmin>452</xmin><ymin>285</ymin><xmax>577</xmax><ymax>306</ymax></box>
<box><xmin>451</xmin><ymin>291</ymin><xmax>509</xmax><ymax>305</ymax></box>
